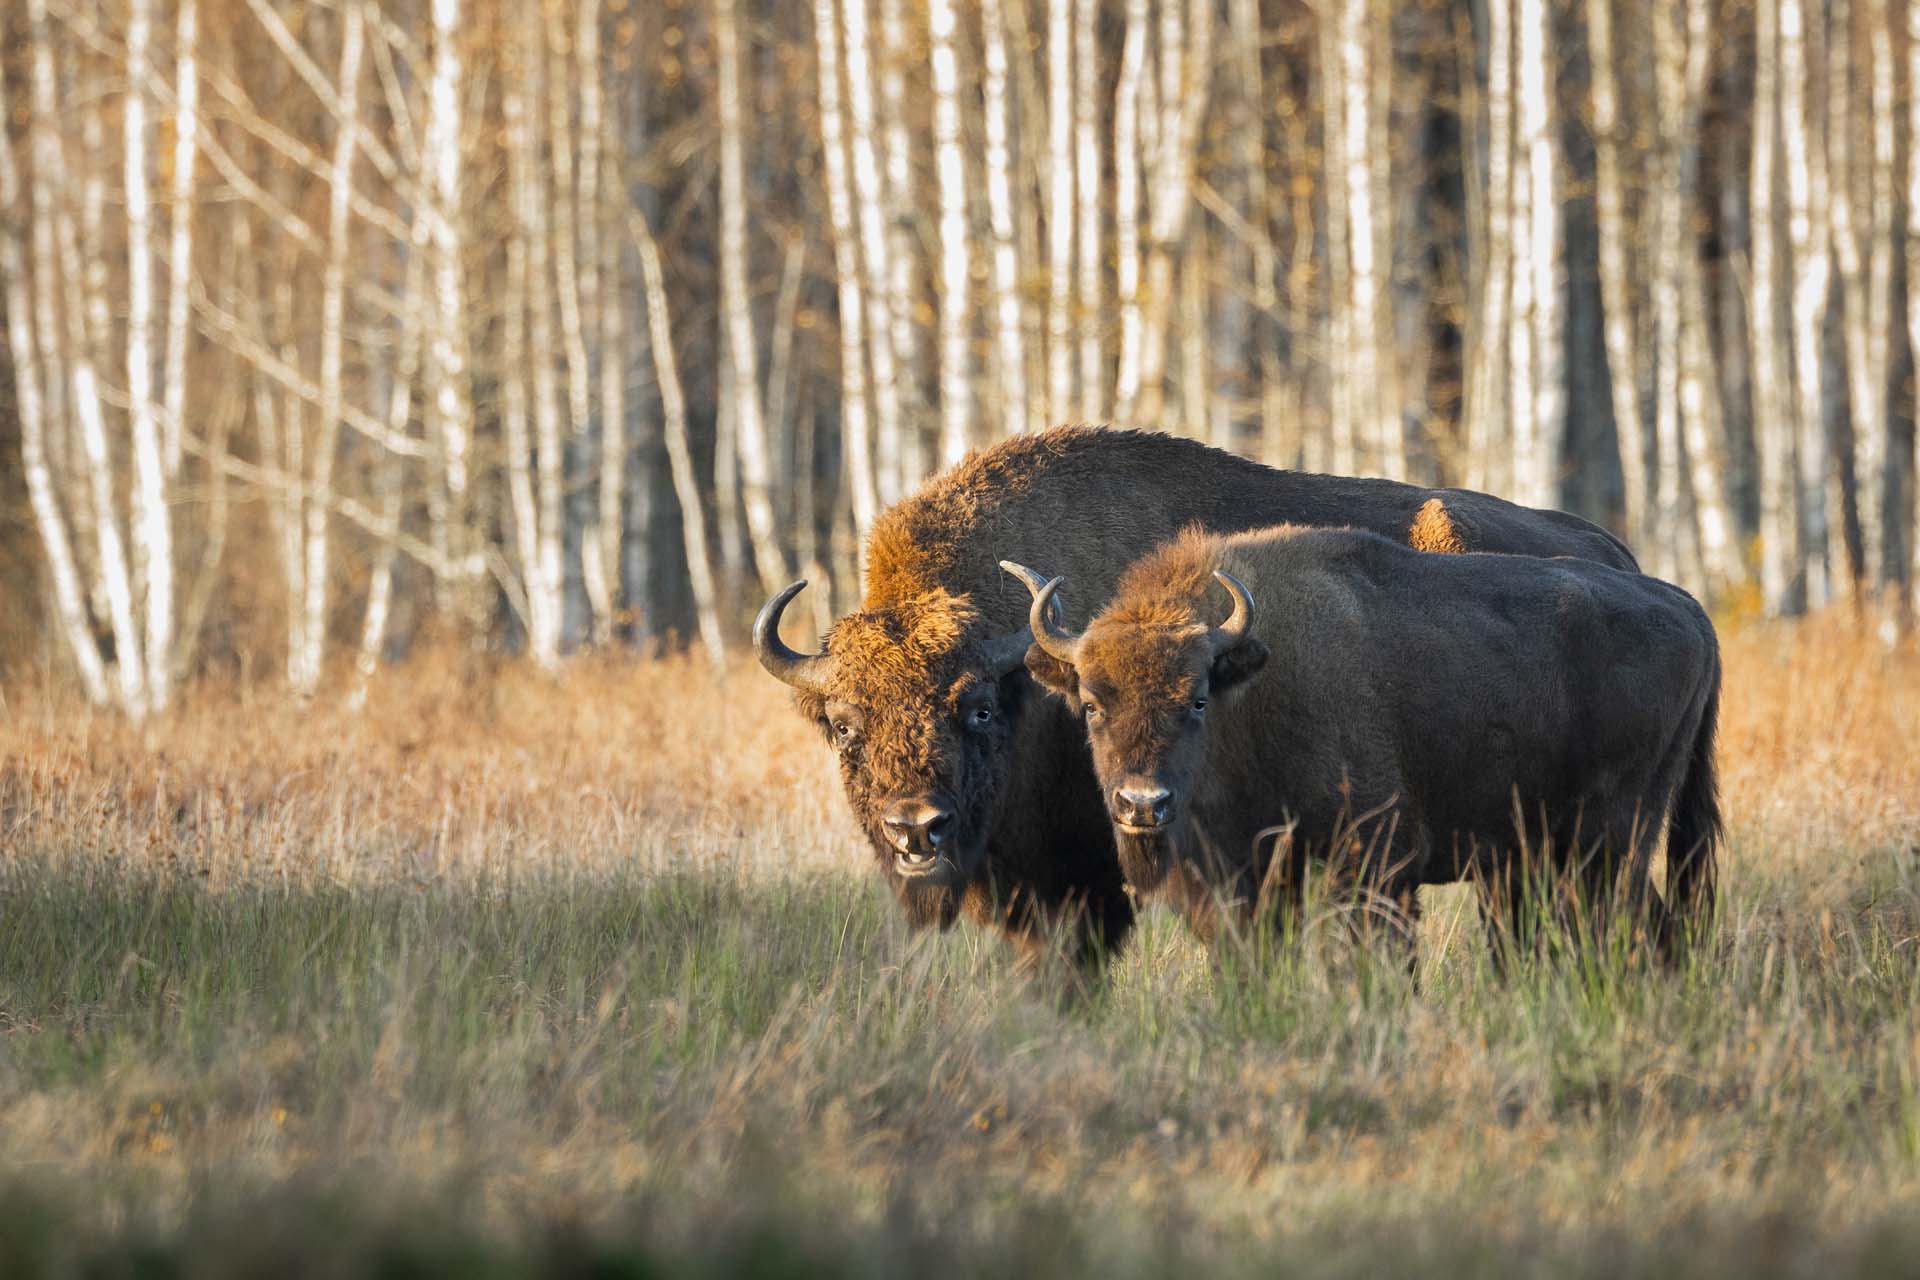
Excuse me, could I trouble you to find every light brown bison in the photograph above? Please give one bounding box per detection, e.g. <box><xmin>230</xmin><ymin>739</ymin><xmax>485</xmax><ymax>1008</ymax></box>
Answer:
<box><xmin>754</xmin><ymin>425</ymin><xmax>1642</xmax><ymax>972</ymax></box>
<box><xmin>1004</xmin><ymin>525</ymin><xmax>1721</xmax><ymax>951</ymax></box>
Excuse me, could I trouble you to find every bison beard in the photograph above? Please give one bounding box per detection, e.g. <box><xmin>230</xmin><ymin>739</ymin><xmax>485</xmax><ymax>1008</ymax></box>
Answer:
<box><xmin>754</xmin><ymin>425</ymin><xmax>1644</xmax><ymax>979</ymax></box>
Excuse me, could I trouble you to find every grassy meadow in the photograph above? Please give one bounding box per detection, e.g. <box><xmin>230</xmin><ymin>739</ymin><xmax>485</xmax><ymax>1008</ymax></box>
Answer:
<box><xmin>0</xmin><ymin>614</ymin><xmax>1918</xmax><ymax>1275</ymax></box>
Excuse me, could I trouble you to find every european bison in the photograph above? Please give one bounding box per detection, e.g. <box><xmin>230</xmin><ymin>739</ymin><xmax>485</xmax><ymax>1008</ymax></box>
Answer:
<box><xmin>754</xmin><ymin>425</ymin><xmax>1642</xmax><ymax>973</ymax></box>
<box><xmin>1003</xmin><ymin>525</ymin><xmax>1721</xmax><ymax>952</ymax></box>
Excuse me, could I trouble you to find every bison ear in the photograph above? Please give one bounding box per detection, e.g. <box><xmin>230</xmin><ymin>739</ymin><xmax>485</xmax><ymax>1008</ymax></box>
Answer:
<box><xmin>1208</xmin><ymin>636</ymin><xmax>1270</xmax><ymax>701</ymax></box>
<box><xmin>1022</xmin><ymin>642</ymin><xmax>1081</xmax><ymax>706</ymax></box>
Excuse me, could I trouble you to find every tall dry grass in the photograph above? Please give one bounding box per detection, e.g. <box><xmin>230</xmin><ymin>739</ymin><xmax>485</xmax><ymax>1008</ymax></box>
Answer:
<box><xmin>0</xmin><ymin>613</ymin><xmax>1916</xmax><ymax>1275</ymax></box>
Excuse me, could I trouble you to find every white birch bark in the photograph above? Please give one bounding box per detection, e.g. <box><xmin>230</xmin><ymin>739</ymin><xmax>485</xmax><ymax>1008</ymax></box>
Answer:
<box><xmin>1133</xmin><ymin>0</ymin><xmax>1214</xmax><ymax>424</ymax></box>
<box><xmin>1908</xmin><ymin>0</ymin><xmax>1920</xmax><ymax>620</ymax></box>
<box><xmin>878</xmin><ymin>0</ymin><xmax>923</xmax><ymax>487</ymax></box>
<box><xmin>1322</xmin><ymin>10</ymin><xmax>1355</xmax><ymax>475</ymax></box>
<box><xmin>426</xmin><ymin>0</ymin><xmax>478</xmax><ymax>625</ymax></box>
<box><xmin>812</xmin><ymin>0</ymin><xmax>881</xmax><ymax>531</ymax></box>
<box><xmin>1230</xmin><ymin>0</ymin><xmax>1283</xmax><ymax>467</ymax></box>
<box><xmin>594</xmin><ymin>116</ymin><xmax>626</xmax><ymax>642</ymax></box>
<box><xmin>1047</xmin><ymin>0</ymin><xmax>1076</xmax><ymax>422</ymax></box>
<box><xmin>1858</xmin><ymin>0</ymin><xmax>1895</xmax><ymax>614</ymax></box>
<box><xmin>1754</xmin><ymin>0</ymin><xmax>1801</xmax><ymax>615</ymax></box>
<box><xmin>1112</xmin><ymin>0</ymin><xmax>1148</xmax><ymax>417</ymax></box>
<box><xmin>126</xmin><ymin>0</ymin><xmax>176</xmax><ymax>709</ymax></box>
<box><xmin>715</xmin><ymin>0</ymin><xmax>789</xmax><ymax>597</ymax></box>
<box><xmin>292</xmin><ymin>1</ymin><xmax>365</xmax><ymax>696</ymax></box>
<box><xmin>983</xmin><ymin>0</ymin><xmax>1029</xmax><ymax>437</ymax></box>
<box><xmin>632</xmin><ymin>213</ymin><xmax>726</xmax><ymax>664</ymax></box>
<box><xmin>1074</xmin><ymin>0</ymin><xmax>1103</xmax><ymax>423</ymax></box>
<box><xmin>1338</xmin><ymin>0</ymin><xmax>1383</xmax><ymax>476</ymax></box>
<box><xmin>1516</xmin><ymin>0</ymin><xmax>1560</xmax><ymax>508</ymax></box>
<box><xmin>1677</xmin><ymin>0</ymin><xmax>1740</xmax><ymax>586</ymax></box>
<box><xmin>930</xmin><ymin>0</ymin><xmax>973</xmax><ymax>464</ymax></box>
<box><xmin>1586</xmin><ymin>0</ymin><xmax>1648</xmax><ymax>551</ymax></box>
<box><xmin>162</xmin><ymin>0</ymin><xmax>198</xmax><ymax>479</ymax></box>
<box><xmin>841</xmin><ymin>0</ymin><xmax>905</xmax><ymax>493</ymax></box>
<box><xmin>1467</xmin><ymin>0</ymin><xmax>1513</xmax><ymax>496</ymax></box>
<box><xmin>1650</xmin><ymin>0</ymin><xmax>1687</xmax><ymax>581</ymax></box>
<box><xmin>0</xmin><ymin>53</ymin><xmax>109</xmax><ymax>706</ymax></box>
<box><xmin>33</xmin><ymin>0</ymin><xmax>147</xmax><ymax>716</ymax></box>
<box><xmin>1781</xmin><ymin>0</ymin><xmax>1832</xmax><ymax>605</ymax></box>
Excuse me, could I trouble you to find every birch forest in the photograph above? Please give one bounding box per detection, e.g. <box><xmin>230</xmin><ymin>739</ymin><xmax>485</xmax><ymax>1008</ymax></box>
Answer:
<box><xmin>3</xmin><ymin>0</ymin><xmax>1918</xmax><ymax>716</ymax></box>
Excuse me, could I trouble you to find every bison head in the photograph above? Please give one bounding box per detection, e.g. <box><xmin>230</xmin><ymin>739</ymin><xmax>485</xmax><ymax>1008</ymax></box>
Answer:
<box><xmin>755</xmin><ymin>580</ymin><xmax>1034</xmax><ymax>925</ymax></box>
<box><xmin>1002</xmin><ymin>561</ymin><xmax>1269</xmax><ymax>891</ymax></box>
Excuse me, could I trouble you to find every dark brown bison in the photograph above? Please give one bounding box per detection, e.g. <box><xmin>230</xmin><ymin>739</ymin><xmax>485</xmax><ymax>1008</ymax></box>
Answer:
<box><xmin>753</xmin><ymin>425</ymin><xmax>1642</xmax><ymax>973</ymax></box>
<box><xmin>1004</xmin><ymin>525</ymin><xmax>1721</xmax><ymax>952</ymax></box>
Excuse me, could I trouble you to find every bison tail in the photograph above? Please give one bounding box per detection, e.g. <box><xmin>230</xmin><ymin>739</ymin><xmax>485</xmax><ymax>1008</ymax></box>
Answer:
<box><xmin>1664</xmin><ymin>654</ymin><xmax>1723</xmax><ymax>927</ymax></box>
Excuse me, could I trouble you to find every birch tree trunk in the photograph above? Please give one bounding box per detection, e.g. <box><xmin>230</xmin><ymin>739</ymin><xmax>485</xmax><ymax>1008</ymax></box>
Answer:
<box><xmin>426</xmin><ymin>0</ymin><xmax>478</xmax><ymax>631</ymax></box>
<box><xmin>715</xmin><ymin>0</ymin><xmax>789</xmax><ymax>596</ymax></box>
<box><xmin>1047</xmin><ymin>0</ymin><xmax>1076</xmax><ymax>423</ymax></box>
<box><xmin>1133</xmin><ymin>0</ymin><xmax>1214</xmax><ymax>425</ymax></box>
<box><xmin>1586</xmin><ymin>0</ymin><xmax>1649</xmax><ymax>552</ymax></box>
<box><xmin>1781</xmin><ymin>0</ymin><xmax>1833</xmax><ymax>606</ymax></box>
<box><xmin>1649</xmin><ymin>0</ymin><xmax>1688</xmax><ymax>582</ymax></box>
<box><xmin>841</xmin><ymin>0</ymin><xmax>906</xmax><ymax>494</ymax></box>
<box><xmin>1338</xmin><ymin>0</ymin><xmax>1385</xmax><ymax>476</ymax></box>
<box><xmin>126</xmin><ymin>0</ymin><xmax>176</xmax><ymax>709</ymax></box>
<box><xmin>930</xmin><ymin>0</ymin><xmax>973</xmax><ymax>464</ymax></box>
<box><xmin>1322</xmin><ymin>9</ymin><xmax>1356</xmax><ymax>475</ymax></box>
<box><xmin>1467</xmin><ymin>0</ymin><xmax>1513</xmax><ymax>496</ymax></box>
<box><xmin>1754</xmin><ymin>0</ymin><xmax>1802</xmax><ymax>615</ymax></box>
<box><xmin>1858</xmin><ymin>0</ymin><xmax>1895</xmax><ymax>622</ymax></box>
<box><xmin>812</xmin><ymin>0</ymin><xmax>881</xmax><ymax>530</ymax></box>
<box><xmin>162</xmin><ymin>0</ymin><xmax>198</xmax><ymax>480</ymax></box>
<box><xmin>632</xmin><ymin>213</ymin><xmax>726</xmax><ymax>664</ymax></box>
<box><xmin>0</xmin><ymin>52</ymin><xmax>110</xmax><ymax>706</ymax></box>
<box><xmin>1075</xmin><ymin>0</ymin><xmax>1103</xmax><ymax>423</ymax></box>
<box><xmin>1230</xmin><ymin>0</ymin><xmax>1284</xmax><ymax>469</ymax></box>
<box><xmin>1908</xmin><ymin>0</ymin><xmax>1920</xmax><ymax>621</ymax></box>
<box><xmin>291</xmin><ymin>1</ymin><xmax>364</xmax><ymax>696</ymax></box>
<box><xmin>1516</xmin><ymin>0</ymin><xmax>1561</xmax><ymax>508</ymax></box>
<box><xmin>1112</xmin><ymin>0</ymin><xmax>1148</xmax><ymax>418</ymax></box>
<box><xmin>33</xmin><ymin>0</ymin><xmax>148</xmax><ymax>716</ymax></box>
<box><xmin>878</xmin><ymin>0</ymin><xmax>923</xmax><ymax>488</ymax></box>
<box><xmin>983</xmin><ymin>0</ymin><xmax>1029</xmax><ymax>438</ymax></box>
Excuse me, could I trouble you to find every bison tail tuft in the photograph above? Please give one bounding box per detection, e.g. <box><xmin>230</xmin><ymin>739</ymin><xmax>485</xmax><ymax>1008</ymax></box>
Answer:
<box><xmin>1665</xmin><ymin>654</ymin><xmax>1722</xmax><ymax>926</ymax></box>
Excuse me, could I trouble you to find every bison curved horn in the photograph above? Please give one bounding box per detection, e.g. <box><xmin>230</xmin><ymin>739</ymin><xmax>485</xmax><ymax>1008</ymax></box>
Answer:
<box><xmin>753</xmin><ymin>580</ymin><xmax>836</xmax><ymax>694</ymax></box>
<box><xmin>1205</xmin><ymin>570</ymin><xmax>1255</xmax><ymax>657</ymax></box>
<box><xmin>999</xmin><ymin>560</ymin><xmax>1081</xmax><ymax>666</ymax></box>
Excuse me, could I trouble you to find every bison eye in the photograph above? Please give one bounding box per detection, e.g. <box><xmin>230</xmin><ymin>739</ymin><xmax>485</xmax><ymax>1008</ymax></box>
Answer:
<box><xmin>1191</xmin><ymin>697</ymin><xmax>1208</xmax><ymax>713</ymax></box>
<box><xmin>968</xmin><ymin>705</ymin><xmax>994</xmax><ymax>728</ymax></box>
<box><xmin>833</xmin><ymin>720</ymin><xmax>856</xmax><ymax>741</ymax></box>
<box><xmin>1083</xmin><ymin>702</ymin><xmax>1101</xmax><ymax>721</ymax></box>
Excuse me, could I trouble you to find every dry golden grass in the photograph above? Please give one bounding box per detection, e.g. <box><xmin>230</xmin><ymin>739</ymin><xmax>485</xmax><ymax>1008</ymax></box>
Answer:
<box><xmin>0</xmin><ymin>613</ymin><xmax>1917</xmax><ymax>1274</ymax></box>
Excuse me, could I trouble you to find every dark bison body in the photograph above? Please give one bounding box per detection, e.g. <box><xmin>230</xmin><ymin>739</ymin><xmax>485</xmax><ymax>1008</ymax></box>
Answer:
<box><xmin>754</xmin><ymin>425</ymin><xmax>1642</xmax><ymax>971</ymax></box>
<box><xmin>1008</xmin><ymin>525</ymin><xmax>1721</xmax><ymax>949</ymax></box>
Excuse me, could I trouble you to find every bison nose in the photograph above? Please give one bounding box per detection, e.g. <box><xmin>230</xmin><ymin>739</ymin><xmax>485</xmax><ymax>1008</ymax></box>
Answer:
<box><xmin>882</xmin><ymin>800</ymin><xmax>954</xmax><ymax>868</ymax></box>
<box><xmin>1113</xmin><ymin>785</ymin><xmax>1173</xmax><ymax>830</ymax></box>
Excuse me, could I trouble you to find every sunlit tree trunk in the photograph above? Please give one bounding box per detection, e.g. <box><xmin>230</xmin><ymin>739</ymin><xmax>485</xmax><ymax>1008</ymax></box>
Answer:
<box><xmin>878</xmin><ymin>0</ymin><xmax>923</xmax><ymax>488</ymax></box>
<box><xmin>1074</xmin><ymin>0</ymin><xmax>1103</xmax><ymax>423</ymax></box>
<box><xmin>1338</xmin><ymin>0</ymin><xmax>1384</xmax><ymax>476</ymax></box>
<box><xmin>1466</xmin><ymin>0</ymin><xmax>1513</xmax><ymax>496</ymax></box>
<box><xmin>1047</xmin><ymin>0</ymin><xmax>1076</xmax><ymax>423</ymax></box>
<box><xmin>930</xmin><ymin>0</ymin><xmax>973</xmax><ymax>464</ymax></box>
<box><xmin>162</xmin><ymin>0</ymin><xmax>198</xmax><ymax>480</ymax></box>
<box><xmin>126</xmin><ymin>0</ymin><xmax>177</xmax><ymax>708</ymax></box>
<box><xmin>1781</xmin><ymin>0</ymin><xmax>1833</xmax><ymax>605</ymax></box>
<box><xmin>33</xmin><ymin>0</ymin><xmax>147</xmax><ymax>716</ymax></box>
<box><xmin>1754</xmin><ymin>0</ymin><xmax>1802</xmax><ymax>615</ymax></box>
<box><xmin>1112</xmin><ymin>0</ymin><xmax>1148</xmax><ymax>418</ymax></box>
<box><xmin>633</xmin><ymin>213</ymin><xmax>725</xmax><ymax>664</ymax></box>
<box><xmin>715</xmin><ymin>0</ymin><xmax>789</xmax><ymax>597</ymax></box>
<box><xmin>812</xmin><ymin>0</ymin><xmax>881</xmax><ymax>530</ymax></box>
<box><xmin>983</xmin><ymin>0</ymin><xmax>1028</xmax><ymax>438</ymax></box>
<box><xmin>0</xmin><ymin>53</ymin><xmax>109</xmax><ymax>706</ymax></box>
<box><xmin>1133</xmin><ymin>0</ymin><xmax>1214</xmax><ymax>424</ymax></box>
<box><xmin>1586</xmin><ymin>0</ymin><xmax>1648</xmax><ymax>552</ymax></box>
<box><xmin>291</xmin><ymin>2</ymin><xmax>364</xmax><ymax>696</ymax></box>
<box><xmin>841</xmin><ymin>0</ymin><xmax>905</xmax><ymax>494</ymax></box>
<box><xmin>1322</xmin><ymin>10</ymin><xmax>1355</xmax><ymax>475</ymax></box>
<box><xmin>1515</xmin><ymin>0</ymin><xmax>1560</xmax><ymax>508</ymax></box>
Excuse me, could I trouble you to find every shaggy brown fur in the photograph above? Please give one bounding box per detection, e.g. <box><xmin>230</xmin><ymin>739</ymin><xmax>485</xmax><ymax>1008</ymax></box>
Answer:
<box><xmin>768</xmin><ymin>424</ymin><xmax>1642</xmax><ymax>974</ymax></box>
<box><xmin>1022</xmin><ymin>524</ymin><xmax>1722</xmax><ymax>952</ymax></box>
